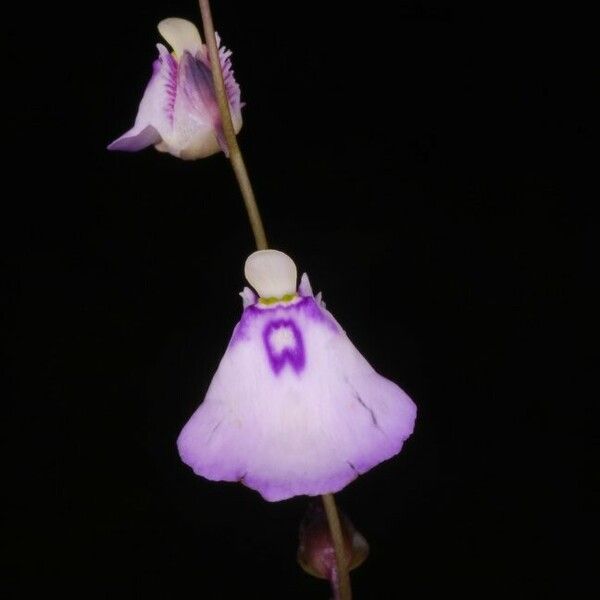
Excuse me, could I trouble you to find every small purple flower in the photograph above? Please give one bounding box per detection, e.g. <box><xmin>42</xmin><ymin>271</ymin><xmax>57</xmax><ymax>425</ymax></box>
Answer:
<box><xmin>177</xmin><ymin>250</ymin><xmax>417</xmax><ymax>501</ymax></box>
<box><xmin>108</xmin><ymin>18</ymin><xmax>242</xmax><ymax>159</ymax></box>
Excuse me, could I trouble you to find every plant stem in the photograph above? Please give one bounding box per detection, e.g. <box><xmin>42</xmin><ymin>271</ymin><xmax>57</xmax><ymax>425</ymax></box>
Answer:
<box><xmin>322</xmin><ymin>493</ymin><xmax>352</xmax><ymax>600</ymax></box>
<box><xmin>198</xmin><ymin>0</ymin><xmax>268</xmax><ymax>250</ymax></box>
<box><xmin>330</xmin><ymin>566</ymin><xmax>341</xmax><ymax>600</ymax></box>
<box><xmin>198</xmin><ymin>4</ymin><xmax>350</xmax><ymax>598</ymax></box>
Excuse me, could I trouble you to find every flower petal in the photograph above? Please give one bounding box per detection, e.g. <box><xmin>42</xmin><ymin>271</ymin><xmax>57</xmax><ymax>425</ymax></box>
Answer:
<box><xmin>315</xmin><ymin>291</ymin><xmax>325</xmax><ymax>308</ymax></box>
<box><xmin>239</xmin><ymin>287</ymin><xmax>257</xmax><ymax>309</ymax></box>
<box><xmin>107</xmin><ymin>124</ymin><xmax>161</xmax><ymax>152</ymax></box>
<box><xmin>177</xmin><ymin>296</ymin><xmax>416</xmax><ymax>502</ymax></box>
<box><xmin>170</xmin><ymin>50</ymin><xmax>224</xmax><ymax>159</ymax></box>
<box><xmin>158</xmin><ymin>17</ymin><xmax>203</xmax><ymax>58</ymax></box>
<box><xmin>174</xmin><ymin>46</ymin><xmax>243</xmax><ymax>158</ymax></box>
<box><xmin>216</xmin><ymin>33</ymin><xmax>243</xmax><ymax>121</ymax></box>
<box><xmin>108</xmin><ymin>44</ymin><xmax>177</xmax><ymax>152</ymax></box>
<box><xmin>298</xmin><ymin>273</ymin><xmax>314</xmax><ymax>297</ymax></box>
<box><xmin>245</xmin><ymin>250</ymin><xmax>297</xmax><ymax>298</ymax></box>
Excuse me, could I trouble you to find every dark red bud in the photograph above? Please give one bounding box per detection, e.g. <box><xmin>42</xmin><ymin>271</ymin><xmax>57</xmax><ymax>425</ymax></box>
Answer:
<box><xmin>297</xmin><ymin>498</ymin><xmax>369</xmax><ymax>581</ymax></box>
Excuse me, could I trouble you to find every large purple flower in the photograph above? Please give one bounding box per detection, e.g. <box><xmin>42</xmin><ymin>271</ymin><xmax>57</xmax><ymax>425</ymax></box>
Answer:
<box><xmin>177</xmin><ymin>250</ymin><xmax>417</xmax><ymax>502</ymax></box>
<box><xmin>108</xmin><ymin>18</ymin><xmax>242</xmax><ymax>159</ymax></box>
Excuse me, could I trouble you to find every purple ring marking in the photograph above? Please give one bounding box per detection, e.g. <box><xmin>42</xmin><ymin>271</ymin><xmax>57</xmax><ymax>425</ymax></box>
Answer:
<box><xmin>263</xmin><ymin>319</ymin><xmax>305</xmax><ymax>375</ymax></box>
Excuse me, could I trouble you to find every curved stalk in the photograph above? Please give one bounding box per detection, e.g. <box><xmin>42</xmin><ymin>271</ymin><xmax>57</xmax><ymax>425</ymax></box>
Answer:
<box><xmin>323</xmin><ymin>493</ymin><xmax>352</xmax><ymax>600</ymax></box>
<box><xmin>198</xmin><ymin>0</ymin><xmax>267</xmax><ymax>250</ymax></box>
<box><xmin>198</xmin><ymin>3</ymin><xmax>350</xmax><ymax>598</ymax></box>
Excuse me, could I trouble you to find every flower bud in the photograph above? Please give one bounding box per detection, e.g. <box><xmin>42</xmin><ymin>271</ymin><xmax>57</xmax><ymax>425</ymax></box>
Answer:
<box><xmin>297</xmin><ymin>499</ymin><xmax>369</xmax><ymax>581</ymax></box>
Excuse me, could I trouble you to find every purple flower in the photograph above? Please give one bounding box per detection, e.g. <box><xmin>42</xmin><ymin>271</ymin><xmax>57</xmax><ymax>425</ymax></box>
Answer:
<box><xmin>177</xmin><ymin>251</ymin><xmax>417</xmax><ymax>501</ymax></box>
<box><xmin>108</xmin><ymin>18</ymin><xmax>242</xmax><ymax>159</ymax></box>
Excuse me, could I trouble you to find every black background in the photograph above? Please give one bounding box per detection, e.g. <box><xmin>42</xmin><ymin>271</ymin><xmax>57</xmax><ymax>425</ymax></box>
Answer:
<box><xmin>7</xmin><ymin>1</ymin><xmax>592</xmax><ymax>598</ymax></box>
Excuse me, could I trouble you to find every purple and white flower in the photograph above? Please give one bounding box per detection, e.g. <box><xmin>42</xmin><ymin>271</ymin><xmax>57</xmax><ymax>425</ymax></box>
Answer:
<box><xmin>177</xmin><ymin>250</ymin><xmax>417</xmax><ymax>502</ymax></box>
<box><xmin>108</xmin><ymin>18</ymin><xmax>242</xmax><ymax>159</ymax></box>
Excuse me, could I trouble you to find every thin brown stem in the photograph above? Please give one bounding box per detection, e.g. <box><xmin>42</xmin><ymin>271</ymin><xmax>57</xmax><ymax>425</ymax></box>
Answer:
<box><xmin>330</xmin><ymin>566</ymin><xmax>341</xmax><ymax>600</ymax></box>
<box><xmin>198</xmin><ymin>0</ymin><xmax>268</xmax><ymax>250</ymax></box>
<box><xmin>198</xmin><ymin>4</ymin><xmax>349</xmax><ymax>597</ymax></box>
<box><xmin>322</xmin><ymin>493</ymin><xmax>352</xmax><ymax>600</ymax></box>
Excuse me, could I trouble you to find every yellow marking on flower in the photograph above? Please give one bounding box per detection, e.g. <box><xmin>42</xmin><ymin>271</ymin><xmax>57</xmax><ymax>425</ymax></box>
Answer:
<box><xmin>259</xmin><ymin>293</ymin><xmax>297</xmax><ymax>305</ymax></box>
